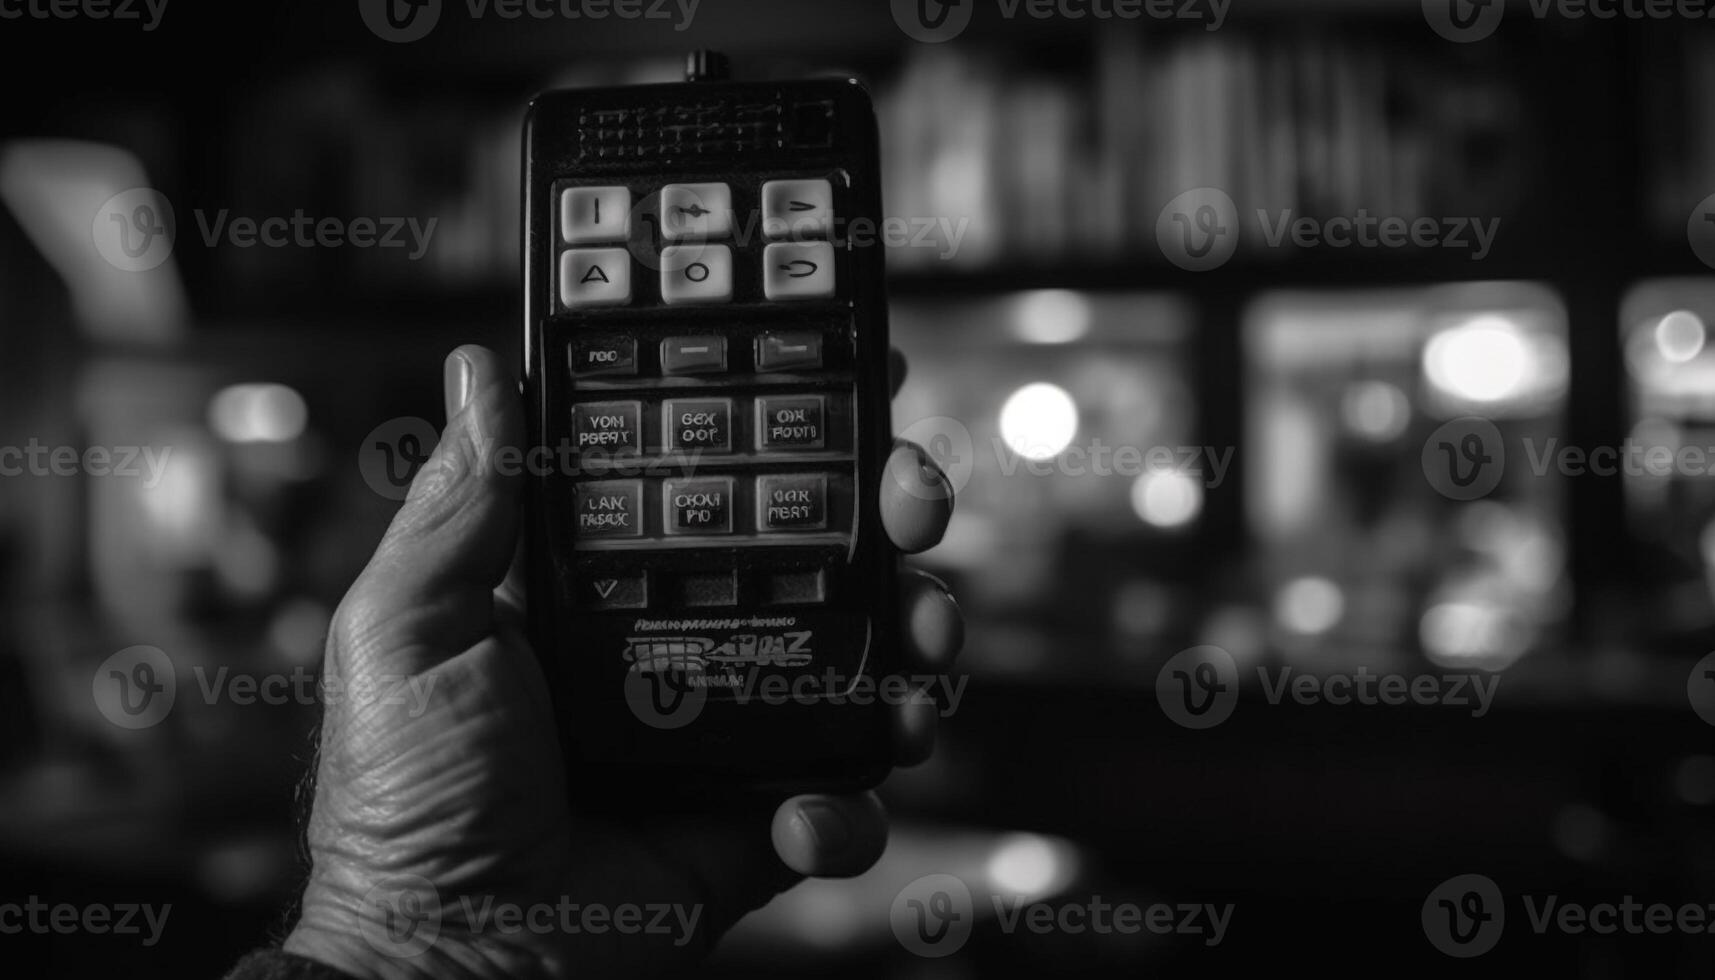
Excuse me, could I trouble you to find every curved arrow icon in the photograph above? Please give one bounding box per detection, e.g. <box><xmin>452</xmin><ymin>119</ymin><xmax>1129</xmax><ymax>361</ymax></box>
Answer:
<box><xmin>779</xmin><ymin>260</ymin><xmax>819</xmax><ymax>278</ymax></box>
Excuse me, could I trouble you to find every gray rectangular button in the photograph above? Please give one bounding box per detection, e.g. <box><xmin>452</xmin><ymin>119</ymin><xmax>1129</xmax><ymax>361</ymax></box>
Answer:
<box><xmin>755</xmin><ymin>332</ymin><xmax>823</xmax><ymax>371</ymax></box>
<box><xmin>661</xmin><ymin>336</ymin><xmax>727</xmax><ymax>375</ymax></box>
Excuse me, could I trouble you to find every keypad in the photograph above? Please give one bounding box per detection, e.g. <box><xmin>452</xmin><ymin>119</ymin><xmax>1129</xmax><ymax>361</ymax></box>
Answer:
<box><xmin>554</xmin><ymin>178</ymin><xmax>841</xmax><ymax>311</ymax></box>
<box><xmin>555</xmin><ymin>175</ymin><xmax>855</xmax><ymax>609</ymax></box>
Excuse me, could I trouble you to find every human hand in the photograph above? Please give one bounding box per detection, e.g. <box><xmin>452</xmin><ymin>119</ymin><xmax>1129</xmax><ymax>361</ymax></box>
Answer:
<box><xmin>281</xmin><ymin>344</ymin><xmax>963</xmax><ymax>979</ymax></box>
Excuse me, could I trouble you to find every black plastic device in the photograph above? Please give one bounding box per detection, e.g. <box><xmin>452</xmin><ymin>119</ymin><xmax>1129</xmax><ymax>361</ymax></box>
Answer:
<box><xmin>521</xmin><ymin>55</ymin><xmax>899</xmax><ymax>796</ymax></box>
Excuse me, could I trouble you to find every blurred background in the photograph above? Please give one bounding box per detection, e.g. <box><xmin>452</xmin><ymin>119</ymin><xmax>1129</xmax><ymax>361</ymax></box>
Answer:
<box><xmin>5</xmin><ymin>1</ymin><xmax>1715</xmax><ymax>975</ymax></box>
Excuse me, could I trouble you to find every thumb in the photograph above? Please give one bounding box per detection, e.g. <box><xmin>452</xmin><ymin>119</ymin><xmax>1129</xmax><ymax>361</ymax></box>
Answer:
<box><xmin>331</xmin><ymin>344</ymin><xmax>523</xmax><ymax>677</ymax></box>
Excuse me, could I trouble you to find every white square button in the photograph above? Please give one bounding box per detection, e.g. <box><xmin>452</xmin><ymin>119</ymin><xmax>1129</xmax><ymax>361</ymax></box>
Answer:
<box><xmin>762</xmin><ymin>179</ymin><xmax>834</xmax><ymax>238</ymax></box>
<box><xmin>763</xmin><ymin>242</ymin><xmax>836</xmax><ymax>301</ymax></box>
<box><xmin>561</xmin><ymin>186</ymin><xmax>630</xmax><ymax>244</ymax></box>
<box><xmin>660</xmin><ymin>183</ymin><xmax>733</xmax><ymax>241</ymax></box>
<box><xmin>560</xmin><ymin>248</ymin><xmax>631</xmax><ymax>308</ymax></box>
<box><xmin>660</xmin><ymin>244</ymin><xmax>733</xmax><ymax>305</ymax></box>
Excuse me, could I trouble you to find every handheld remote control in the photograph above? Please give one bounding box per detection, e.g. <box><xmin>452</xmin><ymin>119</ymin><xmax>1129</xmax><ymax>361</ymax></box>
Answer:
<box><xmin>521</xmin><ymin>54</ymin><xmax>899</xmax><ymax>796</ymax></box>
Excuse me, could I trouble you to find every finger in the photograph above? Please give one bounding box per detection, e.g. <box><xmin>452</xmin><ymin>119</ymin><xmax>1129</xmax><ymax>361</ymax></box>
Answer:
<box><xmin>901</xmin><ymin>570</ymin><xmax>963</xmax><ymax>673</ymax></box>
<box><xmin>893</xmin><ymin>572</ymin><xmax>963</xmax><ymax>766</ymax></box>
<box><xmin>881</xmin><ymin>441</ymin><xmax>954</xmax><ymax>554</ymax></box>
<box><xmin>771</xmin><ymin>792</ymin><xmax>889</xmax><ymax>878</ymax></box>
<box><xmin>892</xmin><ymin>687</ymin><xmax>939</xmax><ymax>767</ymax></box>
<box><xmin>889</xmin><ymin>347</ymin><xmax>908</xmax><ymax>399</ymax></box>
<box><xmin>331</xmin><ymin>345</ymin><xmax>522</xmax><ymax>675</ymax></box>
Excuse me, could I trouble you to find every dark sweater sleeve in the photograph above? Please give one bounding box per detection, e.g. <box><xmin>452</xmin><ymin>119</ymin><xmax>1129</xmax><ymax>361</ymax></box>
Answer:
<box><xmin>223</xmin><ymin>949</ymin><xmax>359</xmax><ymax>980</ymax></box>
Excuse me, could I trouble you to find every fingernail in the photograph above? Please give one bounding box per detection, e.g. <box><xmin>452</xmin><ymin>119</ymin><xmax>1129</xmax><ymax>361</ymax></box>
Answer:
<box><xmin>798</xmin><ymin>801</ymin><xmax>851</xmax><ymax>853</ymax></box>
<box><xmin>444</xmin><ymin>349</ymin><xmax>474</xmax><ymax>423</ymax></box>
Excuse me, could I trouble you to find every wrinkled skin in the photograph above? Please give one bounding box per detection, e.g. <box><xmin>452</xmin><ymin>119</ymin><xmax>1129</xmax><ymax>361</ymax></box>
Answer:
<box><xmin>281</xmin><ymin>345</ymin><xmax>963</xmax><ymax>979</ymax></box>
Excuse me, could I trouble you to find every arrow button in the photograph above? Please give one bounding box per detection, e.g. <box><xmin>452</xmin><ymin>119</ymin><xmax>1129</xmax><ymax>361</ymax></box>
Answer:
<box><xmin>762</xmin><ymin>179</ymin><xmax>833</xmax><ymax>239</ymax></box>
<box><xmin>763</xmin><ymin>242</ymin><xmax>836</xmax><ymax>301</ymax></box>
<box><xmin>580</xmin><ymin>572</ymin><xmax>647</xmax><ymax>609</ymax></box>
